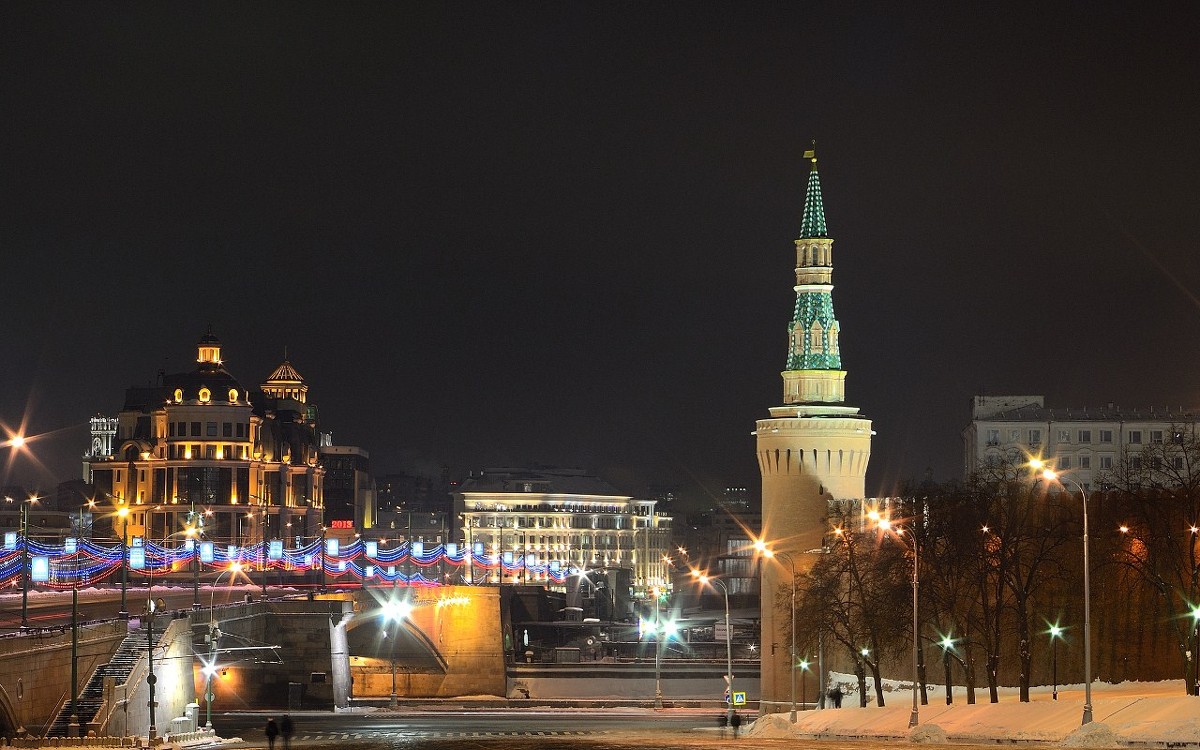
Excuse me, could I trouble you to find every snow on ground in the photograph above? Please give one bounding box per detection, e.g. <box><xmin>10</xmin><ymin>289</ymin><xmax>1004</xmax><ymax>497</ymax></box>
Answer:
<box><xmin>749</xmin><ymin>673</ymin><xmax>1200</xmax><ymax>746</ymax></box>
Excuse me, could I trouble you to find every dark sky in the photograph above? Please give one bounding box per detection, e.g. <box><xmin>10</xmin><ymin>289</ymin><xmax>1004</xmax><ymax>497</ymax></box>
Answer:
<box><xmin>3</xmin><ymin>3</ymin><xmax>1200</xmax><ymax>506</ymax></box>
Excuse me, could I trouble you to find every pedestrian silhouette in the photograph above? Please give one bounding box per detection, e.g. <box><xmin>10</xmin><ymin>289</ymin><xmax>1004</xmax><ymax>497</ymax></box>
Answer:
<box><xmin>281</xmin><ymin>715</ymin><xmax>294</xmax><ymax>750</ymax></box>
<box><xmin>730</xmin><ymin>711</ymin><xmax>742</xmax><ymax>737</ymax></box>
<box><xmin>716</xmin><ymin>713</ymin><xmax>728</xmax><ymax>736</ymax></box>
<box><xmin>829</xmin><ymin>686</ymin><xmax>844</xmax><ymax>708</ymax></box>
<box><xmin>265</xmin><ymin>718</ymin><xmax>279</xmax><ymax>750</ymax></box>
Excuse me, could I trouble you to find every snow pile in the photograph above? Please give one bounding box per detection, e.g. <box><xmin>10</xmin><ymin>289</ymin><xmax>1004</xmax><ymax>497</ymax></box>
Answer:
<box><xmin>1061</xmin><ymin>722</ymin><xmax>1119</xmax><ymax>748</ymax></box>
<box><xmin>744</xmin><ymin>713</ymin><xmax>792</xmax><ymax>737</ymax></box>
<box><xmin>908</xmin><ymin>723</ymin><xmax>947</xmax><ymax>744</ymax></box>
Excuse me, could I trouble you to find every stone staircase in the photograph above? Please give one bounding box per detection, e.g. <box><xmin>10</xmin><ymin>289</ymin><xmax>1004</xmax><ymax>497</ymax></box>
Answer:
<box><xmin>45</xmin><ymin>624</ymin><xmax>161</xmax><ymax>739</ymax></box>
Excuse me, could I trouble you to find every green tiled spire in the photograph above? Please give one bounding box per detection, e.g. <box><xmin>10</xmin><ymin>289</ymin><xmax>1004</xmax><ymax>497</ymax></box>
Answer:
<box><xmin>798</xmin><ymin>148</ymin><xmax>827</xmax><ymax>239</ymax></box>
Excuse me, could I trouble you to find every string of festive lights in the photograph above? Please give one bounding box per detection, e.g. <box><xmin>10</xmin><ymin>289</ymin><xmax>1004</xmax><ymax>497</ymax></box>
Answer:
<box><xmin>0</xmin><ymin>534</ymin><xmax>576</xmax><ymax>587</ymax></box>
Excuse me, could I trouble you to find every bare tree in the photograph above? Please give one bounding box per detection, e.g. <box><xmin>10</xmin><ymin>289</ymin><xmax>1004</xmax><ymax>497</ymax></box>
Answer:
<box><xmin>1107</xmin><ymin>424</ymin><xmax>1200</xmax><ymax>695</ymax></box>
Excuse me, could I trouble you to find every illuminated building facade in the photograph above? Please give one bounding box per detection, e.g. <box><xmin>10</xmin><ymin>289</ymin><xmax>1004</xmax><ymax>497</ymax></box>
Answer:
<box><xmin>454</xmin><ymin>467</ymin><xmax>672</xmax><ymax>598</ymax></box>
<box><xmin>319</xmin><ymin>444</ymin><xmax>375</xmax><ymax>538</ymax></box>
<box><xmin>84</xmin><ymin>331</ymin><xmax>325</xmax><ymax>547</ymax></box>
<box><xmin>755</xmin><ymin>150</ymin><xmax>873</xmax><ymax>714</ymax></box>
<box><xmin>964</xmin><ymin>395</ymin><xmax>1200</xmax><ymax>490</ymax></box>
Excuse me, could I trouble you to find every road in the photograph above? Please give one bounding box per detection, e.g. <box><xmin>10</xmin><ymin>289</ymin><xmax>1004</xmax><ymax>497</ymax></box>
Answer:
<box><xmin>208</xmin><ymin>711</ymin><xmax>1018</xmax><ymax>750</ymax></box>
<box><xmin>0</xmin><ymin>585</ymin><xmax>306</xmax><ymax>633</ymax></box>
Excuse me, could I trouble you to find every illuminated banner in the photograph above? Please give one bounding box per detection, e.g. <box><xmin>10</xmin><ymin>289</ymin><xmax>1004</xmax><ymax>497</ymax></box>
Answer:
<box><xmin>200</xmin><ymin>542</ymin><xmax>214</xmax><ymax>563</ymax></box>
<box><xmin>412</xmin><ymin>542</ymin><xmax>423</xmax><ymax>557</ymax></box>
<box><xmin>65</xmin><ymin>537</ymin><xmax>77</xmax><ymax>554</ymax></box>
<box><xmin>132</xmin><ymin>537</ymin><xmax>143</xmax><ymax>547</ymax></box>
<box><xmin>184</xmin><ymin>539</ymin><xmax>194</xmax><ymax>552</ymax></box>
<box><xmin>227</xmin><ymin>545</ymin><xmax>237</xmax><ymax>559</ymax></box>
<box><xmin>445</xmin><ymin>543</ymin><xmax>457</xmax><ymax>556</ymax></box>
<box><xmin>329</xmin><ymin>520</ymin><xmax>353</xmax><ymax>529</ymax></box>
<box><xmin>365</xmin><ymin>541</ymin><xmax>378</xmax><ymax>558</ymax></box>
<box><xmin>549</xmin><ymin>560</ymin><xmax>560</xmax><ymax>571</ymax></box>
<box><xmin>502</xmin><ymin>551</ymin><xmax>513</xmax><ymax>564</ymax></box>
<box><xmin>473</xmin><ymin>542</ymin><xmax>483</xmax><ymax>556</ymax></box>
<box><xmin>31</xmin><ymin>556</ymin><xmax>50</xmax><ymax>582</ymax></box>
<box><xmin>130</xmin><ymin>547</ymin><xmax>145</xmax><ymax>570</ymax></box>
<box><xmin>364</xmin><ymin>565</ymin><xmax>374</xmax><ymax>579</ymax></box>
<box><xmin>269</xmin><ymin>540</ymin><xmax>283</xmax><ymax>560</ymax></box>
<box><xmin>3</xmin><ymin>532</ymin><xmax>14</xmax><ymax>550</ymax></box>
<box><xmin>325</xmin><ymin>539</ymin><xmax>339</xmax><ymax>557</ymax></box>
<box><xmin>525</xmin><ymin>554</ymin><xmax>536</xmax><ymax>567</ymax></box>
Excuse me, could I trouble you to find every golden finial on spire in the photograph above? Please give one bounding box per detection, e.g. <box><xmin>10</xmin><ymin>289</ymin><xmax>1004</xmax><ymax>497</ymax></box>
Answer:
<box><xmin>803</xmin><ymin>140</ymin><xmax>817</xmax><ymax>168</ymax></box>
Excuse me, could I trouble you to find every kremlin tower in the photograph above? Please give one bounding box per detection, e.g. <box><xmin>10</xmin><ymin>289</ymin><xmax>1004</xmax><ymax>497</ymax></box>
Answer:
<box><xmin>755</xmin><ymin>149</ymin><xmax>872</xmax><ymax>714</ymax></box>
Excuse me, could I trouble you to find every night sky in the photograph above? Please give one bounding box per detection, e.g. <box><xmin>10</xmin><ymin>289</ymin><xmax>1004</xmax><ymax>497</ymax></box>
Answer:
<box><xmin>4</xmin><ymin>3</ymin><xmax>1200</xmax><ymax>507</ymax></box>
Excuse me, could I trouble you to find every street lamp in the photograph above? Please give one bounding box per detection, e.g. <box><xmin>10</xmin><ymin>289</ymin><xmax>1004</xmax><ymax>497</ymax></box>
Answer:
<box><xmin>644</xmin><ymin>587</ymin><xmax>675</xmax><ymax>710</ymax></box>
<box><xmin>1048</xmin><ymin>623</ymin><xmax>1063</xmax><ymax>700</ymax></box>
<box><xmin>1035</xmin><ymin>462</ymin><xmax>1093</xmax><ymax>725</ymax></box>
<box><xmin>382</xmin><ymin>596</ymin><xmax>413</xmax><ymax>708</ymax></box>
<box><xmin>692</xmin><ymin>570</ymin><xmax>734</xmax><ymax>726</ymax></box>
<box><xmin>117</xmin><ymin>505</ymin><xmax>130</xmax><ymax>619</ymax></box>
<box><xmin>939</xmin><ymin>636</ymin><xmax>955</xmax><ymax>705</ymax></box>
<box><xmin>871</xmin><ymin>512</ymin><xmax>920</xmax><ymax>728</ymax></box>
<box><xmin>799</xmin><ymin>658</ymin><xmax>810</xmax><ymax>713</ymax></box>
<box><xmin>203</xmin><ymin>561</ymin><xmax>244</xmax><ymax>729</ymax></box>
<box><xmin>17</xmin><ymin>495</ymin><xmax>39</xmax><ymax>630</ymax></box>
<box><xmin>754</xmin><ymin>540</ymin><xmax>798</xmax><ymax>722</ymax></box>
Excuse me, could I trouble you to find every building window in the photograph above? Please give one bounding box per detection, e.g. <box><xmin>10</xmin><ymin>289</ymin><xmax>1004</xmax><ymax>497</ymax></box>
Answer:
<box><xmin>206</xmin><ymin>422</ymin><xmax>217</xmax><ymax>437</ymax></box>
<box><xmin>1174</xmin><ymin>456</ymin><xmax>1185</xmax><ymax>469</ymax></box>
<box><xmin>986</xmin><ymin>429</ymin><xmax>1000</xmax><ymax>446</ymax></box>
<box><xmin>1079</xmin><ymin>456</ymin><xmax>1091</xmax><ymax>469</ymax></box>
<box><xmin>1099</xmin><ymin>455</ymin><xmax>1113</xmax><ymax>469</ymax></box>
<box><xmin>1009</xmin><ymin>429</ymin><xmax>1020</xmax><ymax>442</ymax></box>
<box><xmin>191</xmin><ymin>422</ymin><xmax>201</xmax><ymax>437</ymax></box>
<box><xmin>222</xmin><ymin>422</ymin><xmax>233</xmax><ymax>438</ymax></box>
<box><xmin>1058</xmin><ymin>456</ymin><xmax>1071</xmax><ymax>469</ymax></box>
<box><xmin>1151</xmin><ymin>430</ymin><xmax>1163</xmax><ymax>444</ymax></box>
<box><xmin>1079</xmin><ymin>430</ymin><xmax>1092</xmax><ymax>443</ymax></box>
<box><xmin>169</xmin><ymin>422</ymin><xmax>176</xmax><ymax>437</ymax></box>
<box><xmin>1100</xmin><ymin>430</ymin><xmax>1113</xmax><ymax>443</ymax></box>
<box><xmin>1173</xmin><ymin>431</ymin><xmax>1185</xmax><ymax>444</ymax></box>
<box><xmin>236</xmin><ymin>423</ymin><xmax>245</xmax><ymax>438</ymax></box>
<box><xmin>1058</xmin><ymin>430</ymin><xmax>1071</xmax><ymax>443</ymax></box>
<box><xmin>1129</xmin><ymin>431</ymin><xmax>1142</xmax><ymax>444</ymax></box>
<box><xmin>1029</xmin><ymin>429</ymin><xmax>1041</xmax><ymax>446</ymax></box>
<box><xmin>205</xmin><ymin>445</ymin><xmax>216</xmax><ymax>459</ymax></box>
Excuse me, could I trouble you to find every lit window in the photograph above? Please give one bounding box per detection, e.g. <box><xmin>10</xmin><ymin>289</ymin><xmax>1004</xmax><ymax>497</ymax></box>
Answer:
<box><xmin>198</xmin><ymin>387</ymin><xmax>211</xmax><ymax>403</ymax></box>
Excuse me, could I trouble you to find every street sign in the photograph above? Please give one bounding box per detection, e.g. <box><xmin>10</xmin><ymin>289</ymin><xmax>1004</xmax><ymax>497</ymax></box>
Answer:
<box><xmin>733</xmin><ymin>691</ymin><xmax>747</xmax><ymax>706</ymax></box>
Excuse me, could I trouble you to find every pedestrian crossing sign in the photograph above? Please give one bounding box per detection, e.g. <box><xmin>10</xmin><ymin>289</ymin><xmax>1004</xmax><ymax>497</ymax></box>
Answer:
<box><xmin>733</xmin><ymin>691</ymin><xmax>747</xmax><ymax>706</ymax></box>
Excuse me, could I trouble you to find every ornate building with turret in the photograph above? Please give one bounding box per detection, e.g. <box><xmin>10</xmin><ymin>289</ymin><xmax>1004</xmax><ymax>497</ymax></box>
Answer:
<box><xmin>755</xmin><ymin>150</ymin><xmax>873</xmax><ymax>714</ymax></box>
<box><xmin>83</xmin><ymin>331</ymin><xmax>325</xmax><ymax>548</ymax></box>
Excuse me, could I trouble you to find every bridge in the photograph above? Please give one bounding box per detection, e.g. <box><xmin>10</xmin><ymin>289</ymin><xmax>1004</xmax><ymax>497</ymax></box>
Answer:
<box><xmin>0</xmin><ymin>585</ymin><xmax>504</xmax><ymax>739</ymax></box>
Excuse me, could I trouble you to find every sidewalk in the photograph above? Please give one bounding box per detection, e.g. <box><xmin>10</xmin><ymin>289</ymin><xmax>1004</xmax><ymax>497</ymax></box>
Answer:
<box><xmin>749</xmin><ymin>683</ymin><xmax>1200</xmax><ymax>747</ymax></box>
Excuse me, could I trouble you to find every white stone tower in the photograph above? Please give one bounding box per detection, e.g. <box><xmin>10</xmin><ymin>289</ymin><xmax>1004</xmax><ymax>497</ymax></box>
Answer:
<box><xmin>756</xmin><ymin>148</ymin><xmax>872</xmax><ymax>714</ymax></box>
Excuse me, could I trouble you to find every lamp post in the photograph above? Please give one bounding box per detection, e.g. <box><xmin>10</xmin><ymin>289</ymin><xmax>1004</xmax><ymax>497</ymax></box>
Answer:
<box><xmin>69</xmin><ymin>523</ymin><xmax>81</xmax><ymax>738</ymax></box>
<box><xmin>18</xmin><ymin>496</ymin><xmax>39</xmax><ymax>630</ymax></box>
<box><xmin>939</xmin><ymin>636</ymin><xmax>955</xmax><ymax>705</ymax></box>
<box><xmin>652</xmin><ymin>587</ymin><xmax>663</xmax><ymax>710</ymax></box>
<box><xmin>147</xmin><ymin>596</ymin><xmax>159</xmax><ymax>743</ymax></box>
<box><xmin>117</xmin><ymin>505</ymin><xmax>130</xmax><ymax>619</ymax></box>
<box><xmin>754</xmin><ymin>540</ymin><xmax>798</xmax><ymax>722</ymax></box>
<box><xmin>1037</xmin><ymin>464</ymin><xmax>1093</xmax><ymax>725</ymax></box>
<box><xmin>203</xmin><ymin>561</ymin><xmax>244</xmax><ymax>729</ymax></box>
<box><xmin>692</xmin><ymin>570</ymin><xmax>734</xmax><ymax>726</ymax></box>
<box><xmin>1048</xmin><ymin>624</ymin><xmax>1062</xmax><ymax>700</ymax></box>
<box><xmin>871</xmin><ymin>513</ymin><xmax>920</xmax><ymax>728</ymax></box>
<box><xmin>188</xmin><ymin>500</ymin><xmax>201</xmax><ymax>609</ymax></box>
<box><xmin>382</xmin><ymin>597</ymin><xmax>413</xmax><ymax>709</ymax></box>
<box><xmin>799</xmin><ymin>659</ymin><xmax>810</xmax><ymax>713</ymax></box>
